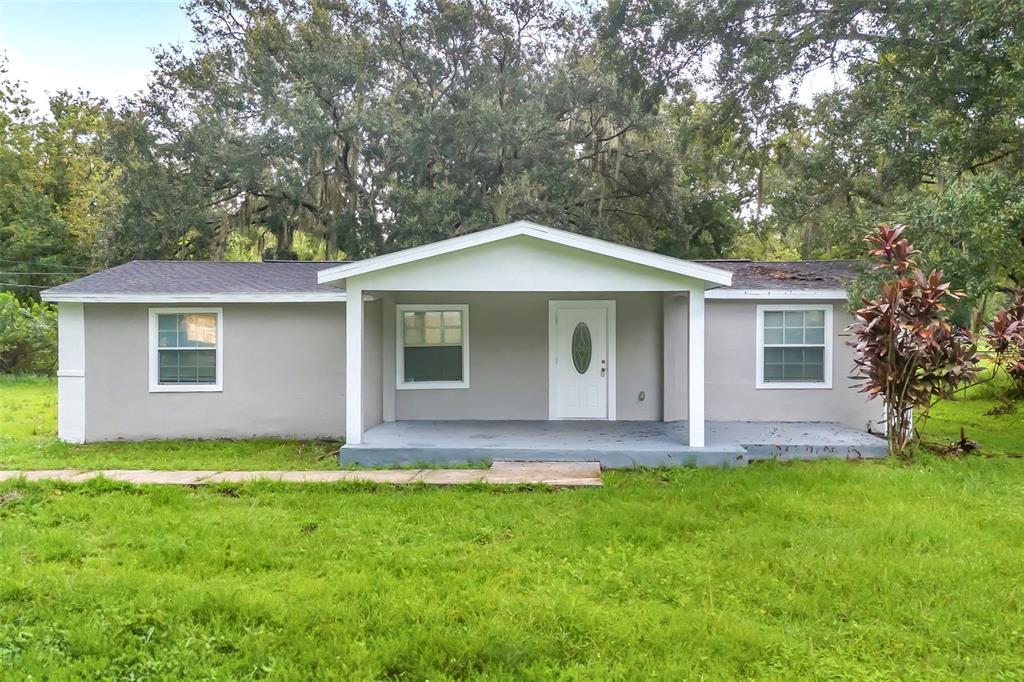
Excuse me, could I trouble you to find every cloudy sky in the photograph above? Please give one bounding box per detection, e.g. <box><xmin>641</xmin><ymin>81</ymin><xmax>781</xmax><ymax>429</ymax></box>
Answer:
<box><xmin>0</xmin><ymin>0</ymin><xmax>193</xmax><ymax>108</ymax></box>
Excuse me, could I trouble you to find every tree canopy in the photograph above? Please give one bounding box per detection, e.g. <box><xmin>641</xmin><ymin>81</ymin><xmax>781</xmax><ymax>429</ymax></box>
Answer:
<box><xmin>1</xmin><ymin>0</ymin><xmax>1022</xmax><ymax>323</ymax></box>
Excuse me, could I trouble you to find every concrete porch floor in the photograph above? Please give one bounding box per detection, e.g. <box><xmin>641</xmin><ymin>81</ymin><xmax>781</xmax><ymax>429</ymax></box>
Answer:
<box><xmin>342</xmin><ymin>420</ymin><xmax>888</xmax><ymax>468</ymax></box>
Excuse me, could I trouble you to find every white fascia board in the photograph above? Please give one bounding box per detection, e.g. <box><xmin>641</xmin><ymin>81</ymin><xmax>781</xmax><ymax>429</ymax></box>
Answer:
<box><xmin>40</xmin><ymin>292</ymin><xmax>351</xmax><ymax>303</ymax></box>
<box><xmin>705</xmin><ymin>288</ymin><xmax>848</xmax><ymax>300</ymax></box>
<box><xmin>317</xmin><ymin>220</ymin><xmax>734</xmax><ymax>287</ymax></box>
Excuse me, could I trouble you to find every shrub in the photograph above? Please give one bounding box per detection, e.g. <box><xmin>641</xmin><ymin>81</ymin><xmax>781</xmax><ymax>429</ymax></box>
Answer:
<box><xmin>0</xmin><ymin>292</ymin><xmax>57</xmax><ymax>375</ymax></box>
<box><xmin>848</xmin><ymin>225</ymin><xmax>980</xmax><ymax>455</ymax></box>
<box><xmin>984</xmin><ymin>289</ymin><xmax>1024</xmax><ymax>396</ymax></box>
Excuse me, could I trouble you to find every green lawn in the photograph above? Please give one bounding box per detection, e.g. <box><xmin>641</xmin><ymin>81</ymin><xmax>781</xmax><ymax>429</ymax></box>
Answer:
<box><xmin>918</xmin><ymin>369</ymin><xmax>1024</xmax><ymax>455</ymax></box>
<box><xmin>0</xmin><ymin>376</ymin><xmax>340</xmax><ymax>470</ymax></box>
<box><xmin>1</xmin><ymin>375</ymin><xmax>1023</xmax><ymax>678</ymax></box>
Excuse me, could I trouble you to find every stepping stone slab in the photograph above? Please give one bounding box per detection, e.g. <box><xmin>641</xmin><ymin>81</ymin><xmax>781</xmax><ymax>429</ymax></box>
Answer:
<box><xmin>415</xmin><ymin>469</ymin><xmax>489</xmax><ymax>485</ymax></box>
<box><xmin>203</xmin><ymin>470</ymin><xmax>423</xmax><ymax>484</ymax></box>
<box><xmin>24</xmin><ymin>470</ymin><xmax>93</xmax><ymax>482</ymax></box>
<box><xmin>486</xmin><ymin>461</ymin><xmax>603</xmax><ymax>486</ymax></box>
<box><xmin>1</xmin><ymin>464</ymin><xmax>602</xmax><ymax>487</ymax></box>
<box><xmin>99</xmin><ymin>470</ymin><xmax>215</xmax><ymax>485</ymax></box>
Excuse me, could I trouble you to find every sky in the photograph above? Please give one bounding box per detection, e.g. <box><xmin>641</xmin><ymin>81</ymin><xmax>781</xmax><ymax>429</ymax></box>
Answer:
<box><xmin>0</xmin><ymin>0</ymin><xmax>194</xmax><ymax>109</ymax></box>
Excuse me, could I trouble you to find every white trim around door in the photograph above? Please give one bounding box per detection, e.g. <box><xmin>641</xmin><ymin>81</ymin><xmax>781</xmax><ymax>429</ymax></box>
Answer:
<box><xmin>548</xmin><ymin>300</ymin><xmax>616</xmax><ymax>420</ymax></box>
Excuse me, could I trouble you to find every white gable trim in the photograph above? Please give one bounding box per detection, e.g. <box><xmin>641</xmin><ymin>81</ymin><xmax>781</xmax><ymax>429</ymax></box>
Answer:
<box><xmin>317</xmin><ymin>221</ymin><xmax>733</xmax><ymax>287</ymax></box>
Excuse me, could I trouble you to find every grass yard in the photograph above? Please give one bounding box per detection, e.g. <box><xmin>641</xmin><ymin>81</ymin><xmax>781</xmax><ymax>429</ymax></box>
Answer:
<box><xmin>1</xmin><ymin>376</ymin><xmax>1023</xmax><ymax>678</ymax></box>
<box><xmin>0</xmin><ymin>376</ymin><xmax>340</xmax><ymax>470</ymax></box>
<box><xmin>918</xmin><ymin>368</ymin><xmax>1024</xmax><ymax>456</ymax></box>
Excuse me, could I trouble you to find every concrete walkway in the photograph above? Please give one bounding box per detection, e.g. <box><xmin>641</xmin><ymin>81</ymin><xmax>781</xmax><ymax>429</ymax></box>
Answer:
<box><xmin>0</xmin><ymin>461</ymin><xmax>602</xmax><ymax>488</ymax></box>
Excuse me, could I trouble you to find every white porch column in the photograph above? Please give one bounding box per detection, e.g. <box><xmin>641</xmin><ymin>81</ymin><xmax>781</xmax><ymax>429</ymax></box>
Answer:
<box><xmin>687</xmin><ymin>286</ymin><xmax>706</xmax><ymax>447</ymax></box>
<box><xmin>345</xmin><ymin>283</ymin><xmax>364</xmax><ymax>445</ymax></box>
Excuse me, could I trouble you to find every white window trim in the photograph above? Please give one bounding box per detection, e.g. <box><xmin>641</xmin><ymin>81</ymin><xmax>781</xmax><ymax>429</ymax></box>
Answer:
<box><xmin>148</xmin><ymin>307</ymin><xmax>224</xmax><ymax>393</ymax></box>
<box><xmin>395</xmin><ymin>303</ymin><xmax>470</xmax><ymax>390</ymax></box>
<box><xmin>755</xmin><ymin>304</ymin><xmax>833</xmax><ymax>389</ymax></box>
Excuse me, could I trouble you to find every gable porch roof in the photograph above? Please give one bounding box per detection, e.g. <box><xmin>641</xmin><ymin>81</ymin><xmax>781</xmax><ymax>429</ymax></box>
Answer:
<box><xmin>317</xmin><ymin>220</ymin><xmax>734</xmax><ymax>288</ymax></box>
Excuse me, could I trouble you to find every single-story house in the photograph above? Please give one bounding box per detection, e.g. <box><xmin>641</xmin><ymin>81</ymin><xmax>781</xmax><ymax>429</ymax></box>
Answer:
<box><xmin>42</xmin><ymin>220</ymin><xmax>885</xmax><ymax>467</ymax></box>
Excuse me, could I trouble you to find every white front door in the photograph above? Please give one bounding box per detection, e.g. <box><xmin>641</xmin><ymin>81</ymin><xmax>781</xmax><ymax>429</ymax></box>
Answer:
<box><xmin>550</xmin><ymin>302</ymin><xmax>613</xmax><ymax>419</ymax></box>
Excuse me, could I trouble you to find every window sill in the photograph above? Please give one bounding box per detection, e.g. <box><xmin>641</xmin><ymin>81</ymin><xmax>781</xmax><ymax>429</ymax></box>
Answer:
<box><xmin>149</xmin><ymin>384</ymin><xmax>223</xmax><ymax>393</ymax></box>
<box><xmin>756</xmin><ymin>381</ymin><xmax>832</xmax><ymax>390</ymax></box>
<box><xmin>396</xmin><ymin>381</ymin><xmax>470</xmax><ymax>390</ymax></box>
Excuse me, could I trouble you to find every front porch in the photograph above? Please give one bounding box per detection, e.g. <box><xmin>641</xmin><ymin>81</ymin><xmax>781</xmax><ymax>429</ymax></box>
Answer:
<box><xmin>341</xmin><ymin>420</ymin><xmax>887</xmax><ymax>468</ymax></box>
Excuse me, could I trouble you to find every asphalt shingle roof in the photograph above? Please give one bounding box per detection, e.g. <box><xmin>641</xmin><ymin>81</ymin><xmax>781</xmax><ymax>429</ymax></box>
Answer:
<box><xmin>42</xmin><ymin>260</ymin><xmax>345</xmax><ymax>296</ymax></box>
<box><xmin>698</xmin><ymin>259</ymin><xmax>862</xmax><ymax>290</ymax></box>
<box><xmin>42</xmin><ymin>257</ymin><xmax>862</xmax><ymax>297</ymax></box>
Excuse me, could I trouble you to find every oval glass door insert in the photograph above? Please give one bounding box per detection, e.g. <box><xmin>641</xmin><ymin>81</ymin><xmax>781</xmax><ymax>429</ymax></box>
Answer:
<box><xmin>571</xmin><ymin>322</ymin><xmax>592</xmax><ymax>374</ymax></box>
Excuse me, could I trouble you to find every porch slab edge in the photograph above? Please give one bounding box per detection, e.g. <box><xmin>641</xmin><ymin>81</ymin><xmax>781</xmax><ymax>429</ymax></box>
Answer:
<box><xmin>341</xmin><ymin>445</ymin><xmax>752</xmax><ymax>469</ymax></box>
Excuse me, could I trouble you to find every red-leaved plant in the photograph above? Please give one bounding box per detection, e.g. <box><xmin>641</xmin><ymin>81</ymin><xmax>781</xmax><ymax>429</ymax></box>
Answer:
<box><xmin>848</xmin><ymin>225</ymin><xmax>980</xmax><ymax>455</ymax></box>
<box><xmin>985</xmin><ymin>290</ymin><xmax>1024</xmax><ymax>395</ymax></box>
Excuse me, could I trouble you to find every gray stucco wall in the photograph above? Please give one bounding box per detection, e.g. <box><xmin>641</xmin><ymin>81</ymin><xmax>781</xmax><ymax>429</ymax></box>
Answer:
<box><xmin>705</xmin><ymin>300</ymin><xmax>881</xmax><ymax>430</ymax></box>
<box><xmin>77</xmin><ymin>295</ymin><xmax>878</xmax><ymax>442</ymax></box>
<box><xmin>362</xmin><ymin>300</ymin><xmax>383</xmax><ymax>431</ymax></box>
<box><xmin>388</xmin><ymin>292</ymin><xmax>664</xmax><ymax>421</ymax></box>
<box><xmin>83</xmin><ymin>302</ymin><xmax>350</xmax><ymax>441</ymax></box>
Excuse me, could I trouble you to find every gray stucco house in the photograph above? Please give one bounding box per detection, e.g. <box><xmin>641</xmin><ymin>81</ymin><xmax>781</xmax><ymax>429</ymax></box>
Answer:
<box><xmin>42</xmin><ymin>221</ymin><xmax>885</xmax><ymax>466</ymax></box>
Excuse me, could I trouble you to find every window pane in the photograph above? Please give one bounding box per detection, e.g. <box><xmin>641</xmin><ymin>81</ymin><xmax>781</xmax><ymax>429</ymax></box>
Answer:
<box><xmin>404</xmin><ymin>346</ymin><xmax>463</xmax><ymax>382</ymax></box>
<box><xmin>784</xmin><ymin>328</ymin><xmax>804</xmax><ymax>344</ymax></box>
<box><xmin>763</xmin><ymin>310</ymin><xmax>827</xmax><ymax>383</ymax></box>
<box><xmin>181</xmin><ymin>314</ymin><xmax>216</xmax><ymax>347</ymax></box>
<box><xmin>158</xmin><ymin>313</ymin><xmax>217</xmax><ymax>348</ymax></box>
<box><xmin>782</xmin><ymin>348</ymin><xmax>804</xmax><ymax>363</ymax></box>
<box><xmin>800</xmin><ymin>350</ymin><xmax>823</xmax><ymax>380</ymax></box>
<box><xmin>804</xmin><ymin>363</ymin><xmax>824</xmax><ymax>381</ymax></box>
<box><xmin>158</xmin><ymin>330</ymin><xmax>178</xmax><ymax>348</ymax></box>
<box><xmin>158</xmin><ymin>349</ymin><xmax>217</xmax><ymax>385</ymax></box>
<box><xmin>764</xmin><ymin>347</ymin><xmax>824</xmax><ymax>383</ymax></box>
<box><xmin>403</xmin><ymin>309</ymin><xmax>466</xmax><ymax>347</ymax></box>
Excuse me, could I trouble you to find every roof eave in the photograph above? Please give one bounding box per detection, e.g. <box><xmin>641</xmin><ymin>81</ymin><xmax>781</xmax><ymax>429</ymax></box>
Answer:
<box><xmin>40</xmin><ymin>291</ymin><xmax>350</xmax><ymax>304</ymax></box>
<box><xmin>705</xmin><ymin>288</ymin><xmax>848</xmax><ymax>300</ymax></box>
